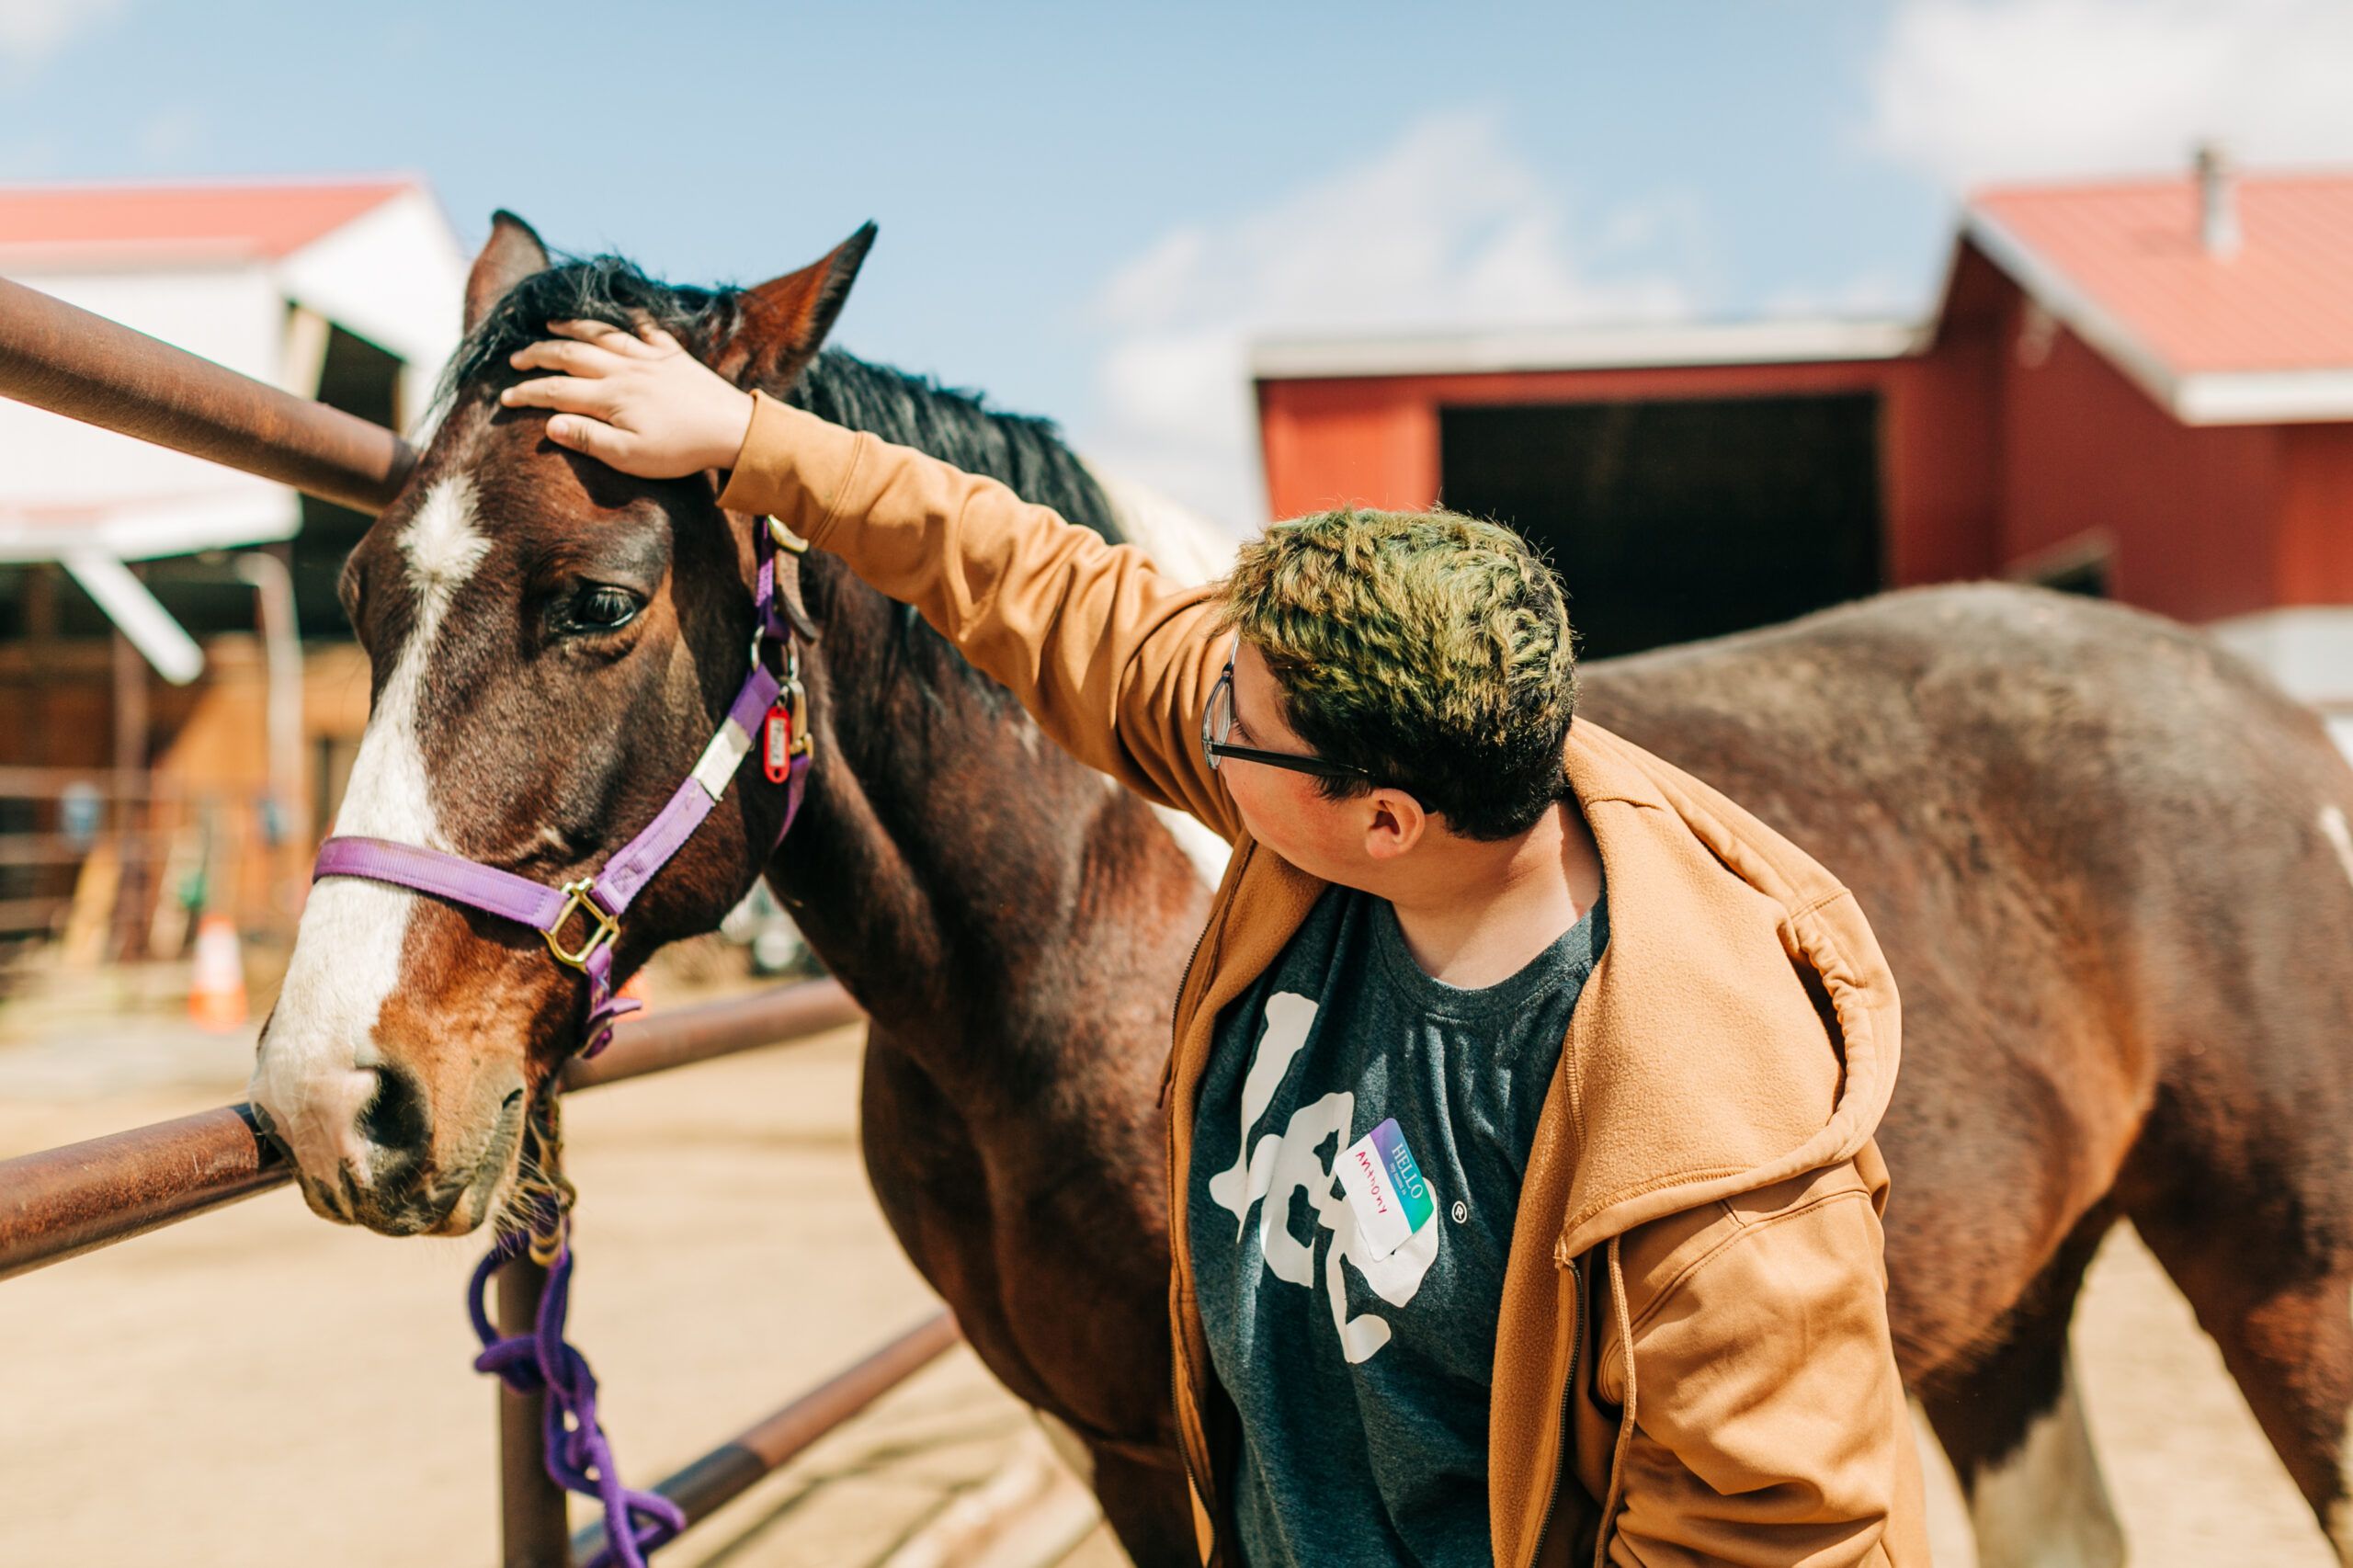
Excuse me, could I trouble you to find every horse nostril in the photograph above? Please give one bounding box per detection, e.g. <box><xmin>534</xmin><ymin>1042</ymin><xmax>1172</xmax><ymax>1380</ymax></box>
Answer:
<box><xmin>358</xmin><ymin>1064</ymin><xmax>431</xmax><ymax>1158</ymax></box>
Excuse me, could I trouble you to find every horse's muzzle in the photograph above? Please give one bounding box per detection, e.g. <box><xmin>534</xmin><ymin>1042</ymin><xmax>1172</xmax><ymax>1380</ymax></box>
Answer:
<box><xmin>251</xmin><ymin>1071</ymin><xmax>517</xmax><ymax>1238</ymax></box>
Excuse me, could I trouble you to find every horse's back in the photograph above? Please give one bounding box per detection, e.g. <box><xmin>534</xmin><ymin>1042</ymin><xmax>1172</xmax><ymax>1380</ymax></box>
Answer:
<box><xmin>1581</xmin><ymin>582</ymin><xmax>2353</xmax><ymax>1372</ymax></box>
<box><xmin>1586</xmin><ymin>581</ymin><xmax>2344</xmax><ymax>829</ymax></box>
<box><xmin>1582</xmin><ymin>582</ymin><xmax>2353</xmax><ymax>982</ymax></box>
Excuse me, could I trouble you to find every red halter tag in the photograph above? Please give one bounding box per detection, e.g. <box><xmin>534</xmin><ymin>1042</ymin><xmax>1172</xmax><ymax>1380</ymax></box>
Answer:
<box><xmin>761</xmin><ymin>702</ymin><xmax>795</xmax><ymax>783</ymax></box>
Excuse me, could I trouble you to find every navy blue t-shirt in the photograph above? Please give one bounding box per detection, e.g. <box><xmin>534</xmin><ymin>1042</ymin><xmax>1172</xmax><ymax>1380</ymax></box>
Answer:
<box><xmin>1188</xmin><ymin>883</ymin><xmax>1608</xmax><ymax>1566</ymax></box>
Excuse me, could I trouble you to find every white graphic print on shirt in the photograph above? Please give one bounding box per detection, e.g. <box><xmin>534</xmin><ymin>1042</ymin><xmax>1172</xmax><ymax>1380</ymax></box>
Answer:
<box><xmin>1205</xmin><ymin>991</ymin><xmax>1439</xmax><ymax>1364</ymax></box>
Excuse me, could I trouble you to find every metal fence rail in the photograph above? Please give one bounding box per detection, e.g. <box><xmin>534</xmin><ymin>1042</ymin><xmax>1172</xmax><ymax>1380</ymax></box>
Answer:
<box><xmin>569</xmin><ymin>1312</ymin><xmax>962</xmax><ymax>1565</ymax></box>
<box><xmin>0</xmin><ymin>275</ymin><xmax>417</xmax><ymax>514</ymax></box>
<box><xmin>0</xmin><ymin>980</ymin><xmax>864</xmax><ymax>1282</ymax></box>
<box><xmin>0</xmin><ymin>1102</ymin><xmax>283</xmax><ymax>1282</ymax></box>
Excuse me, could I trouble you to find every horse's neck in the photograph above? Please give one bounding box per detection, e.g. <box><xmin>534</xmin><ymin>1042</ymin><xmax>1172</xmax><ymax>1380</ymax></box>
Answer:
<box><xmin>749</xmin><ymin>367</ymin><xmax>1226</xmax><ymax>1096</ymax></box>
<box><xmin>766</xmin><ymin>583</ymin><xmax>1191</xmax><ymax>1089</ymax></box>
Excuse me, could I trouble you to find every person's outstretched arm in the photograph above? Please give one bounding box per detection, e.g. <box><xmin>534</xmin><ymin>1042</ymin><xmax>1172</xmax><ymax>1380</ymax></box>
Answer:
<box><xmin>505</xmin><ymin>322</ymin><xmax>1242</xmax><ymax>840</ymax></box>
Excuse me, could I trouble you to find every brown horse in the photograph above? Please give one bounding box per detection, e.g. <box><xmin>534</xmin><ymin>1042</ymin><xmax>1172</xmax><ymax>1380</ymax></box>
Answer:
<box><xmin>248</xmin><ymin>219</ymin><xmax>2353</xmax><ymax>1568</ymax></box>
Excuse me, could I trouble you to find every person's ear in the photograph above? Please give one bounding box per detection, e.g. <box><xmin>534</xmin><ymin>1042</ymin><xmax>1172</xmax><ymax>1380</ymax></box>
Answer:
<box><xmin>1361</xmin><ymin>788</ymin><xmax>1427</xmax><ymax>861</ymax></box>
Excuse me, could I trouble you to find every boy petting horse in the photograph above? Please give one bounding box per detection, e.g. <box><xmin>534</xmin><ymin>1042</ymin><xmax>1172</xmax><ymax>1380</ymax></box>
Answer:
<box><xmin>501</xmin><ymin>316</ymin><xmax>1927</xmax><ymax>1566</ymax></box>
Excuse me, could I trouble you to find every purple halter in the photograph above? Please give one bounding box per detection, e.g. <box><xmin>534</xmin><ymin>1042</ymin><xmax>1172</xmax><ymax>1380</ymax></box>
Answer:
<box><xmin>314</xmin><ymin>515</ymin><xmax>813</xmax><ymax>1059</ymax></box>
<box><xmin>310</xmin><ymin>516</ymin><xmax>815</xmax><ymax>1567</ymax></box>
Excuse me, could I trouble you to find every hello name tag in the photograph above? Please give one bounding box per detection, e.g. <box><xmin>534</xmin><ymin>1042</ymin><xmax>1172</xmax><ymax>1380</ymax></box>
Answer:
<box><xmin>1337</xmin><ymin>1118</ymin><xmax>1437</xmax><ymax>1258</ymax></box>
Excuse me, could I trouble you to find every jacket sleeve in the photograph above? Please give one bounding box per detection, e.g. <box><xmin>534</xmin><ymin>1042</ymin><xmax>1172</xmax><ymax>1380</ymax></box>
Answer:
<box><xmin>1596</xmin><ymin>1163</ymin><xmax>1928</xmax><ymax>1568</ymax></box>
<box><xmin>716</xmin><ymin>391</ymin><xmax>1243</xmax><ymax>840</ymax></box>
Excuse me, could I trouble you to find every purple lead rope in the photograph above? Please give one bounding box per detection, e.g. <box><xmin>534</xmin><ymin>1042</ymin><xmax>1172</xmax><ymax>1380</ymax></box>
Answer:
<box><xmin>468</xmin><ymin>1215</ymin><xmax>687</xmax><ymax>1568</ymax></box>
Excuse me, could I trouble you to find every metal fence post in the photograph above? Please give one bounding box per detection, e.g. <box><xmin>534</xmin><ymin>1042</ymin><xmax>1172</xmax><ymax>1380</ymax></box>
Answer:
<box><xmin>497</xmin><ymin>1252</ymin><xmax>572</xmax><ymax>1568</ymax></box>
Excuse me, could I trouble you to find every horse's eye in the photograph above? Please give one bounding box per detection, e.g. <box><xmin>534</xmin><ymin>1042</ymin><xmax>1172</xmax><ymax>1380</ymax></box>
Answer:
<box><xmin>569</xmin><ymin>585</ymin><xmax>641</xmax><ymax>632</ymax></box>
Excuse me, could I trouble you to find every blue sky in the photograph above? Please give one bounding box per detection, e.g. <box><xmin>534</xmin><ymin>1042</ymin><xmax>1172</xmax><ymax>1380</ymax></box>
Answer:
<box><xmin>6</xmin><ymin>0</ymin><xmax>2352</xmax><ymax>521</ymax></box>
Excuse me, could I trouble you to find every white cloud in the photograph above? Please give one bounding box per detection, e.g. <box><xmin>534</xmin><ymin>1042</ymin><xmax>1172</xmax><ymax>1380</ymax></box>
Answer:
<box><xmin>1762</xmin><ymin>270</ymin><xmax>1923</xmax><ymax>319</ymax></box>
<box><xmin>0</xmin><ymin>0</ymin><xmax>124</xmax><ymax>69</ymax></box>
<box><xmin>1866</xmin><ymin>0</ymin><xmax>2353</xmax><ymax>189</ymax></box>
<box><xmin>135</xmin><ymin>106</ymin><xmax>204</xmax><ymax>163</ymax></box>
<box><xmin>1080</xmin><ymin>109</ymin><xmax>1695</xmax><ymax>528</ymax></box>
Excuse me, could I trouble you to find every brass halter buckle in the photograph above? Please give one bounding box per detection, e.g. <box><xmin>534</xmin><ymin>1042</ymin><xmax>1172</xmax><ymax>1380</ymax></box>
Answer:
<box><xmin>782</xmin><ymin>644</ymin><xmax>813</xmax><ymax>758</ymax></box>
<box><xmin>544</xmin><ymin>878</ymin><xmax>621</xmax><ymax>971</ymax></box>
<box><xmin>765</xmin><ymin>515</ymin><xmax>811</xmax><ymax>556</ymax></box>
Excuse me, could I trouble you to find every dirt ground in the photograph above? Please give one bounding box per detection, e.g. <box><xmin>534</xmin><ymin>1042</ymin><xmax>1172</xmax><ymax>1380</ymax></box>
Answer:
<box><xmin>0</xmin><ymin>982</ymin><xmax>2335</xmax><ymax>1566</ymax></box>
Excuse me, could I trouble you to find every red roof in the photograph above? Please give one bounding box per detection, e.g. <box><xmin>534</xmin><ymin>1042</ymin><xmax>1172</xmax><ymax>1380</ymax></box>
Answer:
<box><xmin>0</xmin><ymin>177</ymin><xmax>413</xmax><ymax>263</ymax></box>
<box><xmin>1970</xmin><ymin>171</ymin><xmax>2353</xmax><ymax>375</ymax></box>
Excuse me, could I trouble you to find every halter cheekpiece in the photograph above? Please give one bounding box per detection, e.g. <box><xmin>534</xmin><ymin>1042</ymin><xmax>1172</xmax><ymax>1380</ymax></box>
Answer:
<box><xmin>306</xmin><ymin>513</ymin><xmax>816</xmax><ymax>1568</ymax></box>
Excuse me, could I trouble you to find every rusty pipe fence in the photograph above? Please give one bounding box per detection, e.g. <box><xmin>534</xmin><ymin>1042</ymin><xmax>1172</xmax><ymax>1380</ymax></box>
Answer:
<box><xmin>0</xmin><ymin>275</ymin><xmax>418</xmax><ymax>512</ymax></box>
<box><xmin>0</xmin><ymin>280</ymin><xmax>962</xmax><ymax>1565</ymax></box>
<box><xmin>0</xmin><ymin>981</ymin><xmax>962</xmax><ymax>1564</ymax></box>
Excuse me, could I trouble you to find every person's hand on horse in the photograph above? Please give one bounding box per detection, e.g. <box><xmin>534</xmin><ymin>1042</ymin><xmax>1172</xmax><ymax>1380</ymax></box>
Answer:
<box><xmin>501</xmin><ymin>320</ymin><xmax>755</xmax><ymax>479</ymax></box>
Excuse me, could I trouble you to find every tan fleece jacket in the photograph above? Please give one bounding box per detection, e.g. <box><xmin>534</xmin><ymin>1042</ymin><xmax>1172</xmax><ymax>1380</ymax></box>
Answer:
<box><xmin>718</xmin><ymin>391</ymin><xmax>1930</xmax><ymax>1568</ymax></box>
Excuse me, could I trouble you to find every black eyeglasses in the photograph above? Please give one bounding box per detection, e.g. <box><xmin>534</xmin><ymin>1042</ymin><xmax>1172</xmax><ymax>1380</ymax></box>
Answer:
<box><xmin>1199</xmin><ymin>658</ymin><xmax>1370</xmax><ymax>780</ymax></box>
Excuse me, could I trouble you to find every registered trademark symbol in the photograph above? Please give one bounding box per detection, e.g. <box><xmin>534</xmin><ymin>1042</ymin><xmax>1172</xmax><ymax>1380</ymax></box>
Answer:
<box><xmin>1450</xmin><ymin>1199</ymin><xmax>1469</xmax><ymax>1224</ymax></box>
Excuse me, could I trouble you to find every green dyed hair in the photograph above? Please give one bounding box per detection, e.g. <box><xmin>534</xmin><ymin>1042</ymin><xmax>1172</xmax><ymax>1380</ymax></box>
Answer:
<box><xmin>1218</xmin><ymin>506</ymin><xmax>1577</xmax><ymax>840</ymax></box>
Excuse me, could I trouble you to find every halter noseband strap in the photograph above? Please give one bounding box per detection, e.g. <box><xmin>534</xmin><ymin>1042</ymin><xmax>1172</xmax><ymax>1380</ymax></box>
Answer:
<box><xmin>310</xmin><ymin>516</ymin><xmax>814</xmax><ymax>1059</ymax></box>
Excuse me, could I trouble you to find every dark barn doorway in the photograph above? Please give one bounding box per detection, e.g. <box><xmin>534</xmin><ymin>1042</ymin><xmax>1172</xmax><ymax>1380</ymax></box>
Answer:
<box><xmin>1438</xmin><ymin>393</ymin><xmax>1883</xmax><ymax>661</ymax></box>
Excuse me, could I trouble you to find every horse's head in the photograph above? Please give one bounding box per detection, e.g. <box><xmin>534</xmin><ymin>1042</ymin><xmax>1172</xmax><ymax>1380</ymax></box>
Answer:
<box><xmin>248</xmin><ymin>212</ymin><xmax>872</xmax><ymax>1236</ymax></box>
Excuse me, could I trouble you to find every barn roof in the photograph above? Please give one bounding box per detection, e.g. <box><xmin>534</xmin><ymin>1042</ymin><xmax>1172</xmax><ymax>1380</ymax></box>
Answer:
<box><xmin>1966</xmin><ymin>168</ymin><xmax>2353</xmax><ymax>424</ymax></box>
<box><xmin>1251</xmin><ymin>318</ymin><xmax>1922</xmax><ymax>381</ymax></box>
<box><xmin>0</xmin><ymin>176</ymin><xmax>416</xmax><ymax>265</ymax></box>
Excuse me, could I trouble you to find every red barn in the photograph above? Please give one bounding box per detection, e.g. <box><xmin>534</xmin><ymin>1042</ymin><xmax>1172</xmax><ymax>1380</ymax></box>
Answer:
<box><xmin>1253</xmin><ymin>155</ymin><xmax>2353</xmax><ymax>747</ymax></box>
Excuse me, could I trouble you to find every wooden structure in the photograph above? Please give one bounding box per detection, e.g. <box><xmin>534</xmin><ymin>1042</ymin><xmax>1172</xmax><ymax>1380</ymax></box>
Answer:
<box><xmin>0</xmin><ymin>179</ymin><xmax>462</xmax><ymax>953</ymax></box>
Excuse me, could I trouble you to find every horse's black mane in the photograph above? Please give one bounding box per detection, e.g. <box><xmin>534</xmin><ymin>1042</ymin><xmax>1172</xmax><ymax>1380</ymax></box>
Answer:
<box><xmin>442</xmin><ymin>254</ymin><xmax>1124</xmax><ymax>703</ymax></box>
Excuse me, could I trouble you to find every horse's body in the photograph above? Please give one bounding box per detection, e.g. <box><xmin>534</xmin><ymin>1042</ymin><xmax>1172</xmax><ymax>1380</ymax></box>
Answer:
<box><xmin>247</xmin><ymin>221</ymin><xmax>2353</xmax><ymax>1567</ymax></box>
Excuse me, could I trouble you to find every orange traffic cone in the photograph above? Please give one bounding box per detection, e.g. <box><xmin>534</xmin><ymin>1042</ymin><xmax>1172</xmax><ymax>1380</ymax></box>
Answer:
<box><xmin>188</xmin><ymin>915</ymin><xmax>248</xmax><ymax>1032</ymax></box>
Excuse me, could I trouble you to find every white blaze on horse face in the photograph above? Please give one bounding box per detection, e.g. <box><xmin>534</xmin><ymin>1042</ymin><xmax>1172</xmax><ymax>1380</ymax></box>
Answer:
<box><xmin>249</xmin><ymin>477</ymin><xmax>491</xmax><ymax>1179</ymax></box>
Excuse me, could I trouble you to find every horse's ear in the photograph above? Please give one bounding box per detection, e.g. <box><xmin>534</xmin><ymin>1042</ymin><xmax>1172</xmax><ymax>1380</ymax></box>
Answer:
<box><xmin>464</xmin><ymin>210</ymin><xmax>551</xmax><ymax>332</ymax></box>
<box><xmin>719</xmin><ymin>222</ymin><xmax>877</xmax><ymax>387</ymax></box>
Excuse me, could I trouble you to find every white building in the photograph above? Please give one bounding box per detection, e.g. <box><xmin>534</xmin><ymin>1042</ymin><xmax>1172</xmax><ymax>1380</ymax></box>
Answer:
<box><xmin>0</xmin><ymin>176</ymin><xmax>465</xmax><ymax>678</ymax></box>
